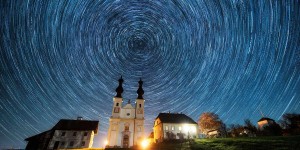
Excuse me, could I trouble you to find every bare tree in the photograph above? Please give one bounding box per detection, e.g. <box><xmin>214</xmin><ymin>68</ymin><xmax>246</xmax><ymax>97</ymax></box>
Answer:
<box><xmin>244</xmin><ymin>119</ymin><xmax>257</xmax><ymax>133</ymax></box>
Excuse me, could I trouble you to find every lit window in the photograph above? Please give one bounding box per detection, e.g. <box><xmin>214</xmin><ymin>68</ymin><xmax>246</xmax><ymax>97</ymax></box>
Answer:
<box><xmin>165</xmin><ymin>126</ymin><xmax>169</xmax><ymax>130</ymax></box>
<box><xmin>179</xmin><ymin>126</ymin><xmax>182</xmax><ymax>131</ymax></box>
<box><xmin>61</xmin><ymin>132</ymin><xmax>66</xmax><ymax>136</ymax></box>
<box><xmin>81</xmin><ymin>141</ymin><xmax>85</xmax><ymax>146</ymax></box>
<box><xmin>171</xmin><ymin>126</ymin><xmax>175</xmax><ymax>131</ymax></box>
<box><xmin>73</xmin><ymin>132</ymin><xmax>77</xmax><ymax>136</ymax></box>
<box><xmin>69</xmin><ymin>141</ymin><xmax>74</xmax><ymax>147</ymax></box>
<box><xmin>84</xmin><ymin>132</ymin><xmax>88</xmax><ymax>136</ymax></box>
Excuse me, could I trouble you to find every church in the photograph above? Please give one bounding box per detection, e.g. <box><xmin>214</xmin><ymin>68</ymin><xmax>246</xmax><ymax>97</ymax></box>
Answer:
<box><xmin>106</xmin><ymin>77</ymin><xmax>145</xmax><ymax>148</ymax></box>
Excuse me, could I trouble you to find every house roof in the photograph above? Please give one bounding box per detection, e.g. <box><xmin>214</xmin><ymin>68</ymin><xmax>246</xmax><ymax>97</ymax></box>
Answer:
<box><xmin>258</xmin><ymin>117</ymin><xmax>275</xmax><ymax>122</ymax></box>
<box><xmin>155</xmin><ymin>113</ymin><xmax>197</xmax><ymax>124</ymax></box>
<box><xmin>25</xmin><ymin>119</ymin><xmax>99</xmax><ymax>141</ymax></box>
<box><xmin>52</xmin><ymin>119</ymin><xmax>99</xmax><ymax>134</ymax></box>
<box><xmin>25</xmin><ymin>130</ymin><xmax>52</xmax><ymax>141</ymax></box>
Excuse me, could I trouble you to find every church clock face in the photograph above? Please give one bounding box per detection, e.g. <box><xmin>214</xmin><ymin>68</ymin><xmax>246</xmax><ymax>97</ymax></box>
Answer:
<box><xmin>137</xmin><ymin>109</ymin><xmax>143</xmax><ymax>114</ymax></box>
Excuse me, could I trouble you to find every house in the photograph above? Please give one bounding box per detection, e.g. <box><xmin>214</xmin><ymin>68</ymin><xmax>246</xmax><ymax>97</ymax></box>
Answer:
<box><xmin>106</xmin><ymin>77</ymin><xmax>145</xmax><ymax>148</ymax></box>
<box><xmin>207</xmin><ymin>129</ymin><xmax>221</xmax><ymax>138</ymax></box>
<box><xmin>153</xmin><ymin>113</ymin><xmax>198</xmax><ymax>143</ymax></box>
<box><xmin>257</xmin><ymin>117</ymin><xmax>275</xmax><ymax>130</ymax></box>
<box><xmin>25</xmin><ymin>117</ymin><xmax>98</xmax><ymax>150</ymax></box>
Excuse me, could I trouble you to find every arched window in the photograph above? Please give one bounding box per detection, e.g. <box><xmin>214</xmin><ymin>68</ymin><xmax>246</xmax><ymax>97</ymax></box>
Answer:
<box><xmin>139</xmin><ymin>104</ymin><xmax>142</xmax><ymax>108</ymax></box>
<box><xmin>125</xmin><ymin>126</ymin><xmax>129</xmax><ymax>131</ymax></box>
<box><xmin>116</xmin><ymin>103</ymin><xmax>119</xmax><ymax>106</ymax></box>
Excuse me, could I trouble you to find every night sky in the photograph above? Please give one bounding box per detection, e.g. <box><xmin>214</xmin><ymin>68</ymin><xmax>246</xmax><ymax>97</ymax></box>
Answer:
<box><xmin>1</xmin><ymin>0</ymin><xmax>300</xmax><ymax>148</ymax></box>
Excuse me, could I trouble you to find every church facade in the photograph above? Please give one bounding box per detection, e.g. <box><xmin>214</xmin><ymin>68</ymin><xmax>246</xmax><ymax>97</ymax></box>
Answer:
<box><xmin>106</xmin><ymin>77</ymin><xmax>145</xmax><ymax>148</ymax></box>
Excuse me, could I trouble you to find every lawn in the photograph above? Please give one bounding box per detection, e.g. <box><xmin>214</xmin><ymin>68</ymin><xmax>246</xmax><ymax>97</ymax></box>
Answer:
<box><xmin>102</xmin><ymin>136</ymin><xmax>300</xmax><ymax>150</ymax></box>
<box><xmin>190</xmin><ymin>136</ymin><xmax>300</xmax><ymax>150</ymax></box>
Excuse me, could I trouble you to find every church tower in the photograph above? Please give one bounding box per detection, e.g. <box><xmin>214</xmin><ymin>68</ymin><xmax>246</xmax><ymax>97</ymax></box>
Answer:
<box><xmin>133</xmin><ymin>78</ymin><xmax>145</xmax><ymax>145</ymax></box>
<box><xmin>106</xmin><ymin>77</ymin><xmax>145</xmax><ymax>148</ymax></box>
<box><xmin>112</xmin><ymin>76</ymin><xmax>123</xmax><ymax>118</ymax></box>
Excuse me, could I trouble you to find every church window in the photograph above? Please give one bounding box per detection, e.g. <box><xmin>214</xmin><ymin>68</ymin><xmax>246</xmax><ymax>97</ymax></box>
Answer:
<box><xmin>171</xmin><ymin>126</ymin><xmax>175</xmax><ymax>131</ymax></box>
<box><xmin>116</xmin><ymin>103</ymin><xmax>119</xmax><ymax>106</ymax></box>
<box><xmin>114</xmin><ymin>107</ymin><xmax>119</xmax><ymax>113</ymax></box>
<box><xmin>73</xmin><ymin>132</ymin><xmax>77</xmax><ymax>136</ymax></box>
<box><xmin>125</xmin><ymin>126</ymin><xmax>129</xmax><ymax>131</ymax></box>
<box><xmin>61</xmin><ymin>141</ymin><xmax>65</xmax><ymax>146</ymax></box>
<box><xmin>139</xmin><ymin>104</ymin><xmax>142</xmax><ymax>108</ymax></box>
<box><xmin>69</xmin><ymin>141</ymin><xmax>74</xmax><ymax>147</ymax></box>
<box><xmin>165</xmin><ymin>126</ymin><xmax>169</xmax><ymax>130</ymax></box>
<box><xmin>61</xmin><ymin>132</ymin><xmax>66</xmax><ymax>136</ymax></box>
<box><xmin>84</xmin><ymin>132</ymin><xmax>88</xmax><ymax>136</ymax></box>
<box><xmin>81</xmin><ymin>141</ymin><xmax>85</xmax><ymax>146</ymax></box>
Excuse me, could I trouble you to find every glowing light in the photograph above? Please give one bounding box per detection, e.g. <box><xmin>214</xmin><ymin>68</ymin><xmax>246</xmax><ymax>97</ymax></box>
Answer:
<box><xmin>183</xmin><ymin>124</ymin><xmax>189</xmax><ymax>132</ymax></box>
<box><xmin>191</xmin><ymin>126</ymin><xmax>196</xmax><ymax>133</ymax></box>
<box><xmin>104</xmin><ymin>140</ymin><xmax>108</xmax><ymax>146</ymax></box>
<box><xmin>141</xmin><ymin>139</ymin><xmax>149</xmax><ymax>149</ymax></box>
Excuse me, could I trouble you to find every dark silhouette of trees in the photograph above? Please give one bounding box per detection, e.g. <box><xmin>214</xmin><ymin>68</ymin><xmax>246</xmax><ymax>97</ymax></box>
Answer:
<box><xmin>227</xmin><ymin>119</ymin><xmax>257</xmax><ymax>137</ymax></box>
<box><xmin>280</xmin><ymin>113</ymin><xmax>300</xmax><ymax>135</ymax></box>
<box><xmin>244</xmin><ymin>119</ymin><xmax>257</xmax><ymax>135</ymax></box>
<box><xmin>262</xmin><ymin>122</ymin><xmax>282</xmax><ymax>136</ymax></box>
<box><xmin>228</xmin><ymin>124</ymin><xmax>244</xmax><ymax>137</ymax></box>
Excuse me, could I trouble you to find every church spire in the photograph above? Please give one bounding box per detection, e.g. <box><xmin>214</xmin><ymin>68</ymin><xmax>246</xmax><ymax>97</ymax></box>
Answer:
<box><xmin>115</xmin><ymin>76</ymin><xmax>124</xmax><ymax>98</ymax></box>
<box><xmin>137</xmin><ymin>78</ymin><xmax>144</xmax><ymax>99</ymax></box>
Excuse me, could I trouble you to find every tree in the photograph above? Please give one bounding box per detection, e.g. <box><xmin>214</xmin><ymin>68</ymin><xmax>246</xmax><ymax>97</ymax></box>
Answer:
<box><xmin>244</xmin><ymin>119</ymin><xmax>257</xmax><ymax>134</ymax></box>
<box><xmin>198</xmin><ymin>112</ymin><xmax>223</xmax><ymax>136</ymax></box>
<box><xmin>280</xmin><ymin>113</ymin><xmax>300</xmax><ymax>135</ymax></box>
<box><xmin>262</xmin><ymin>122</ymin><xmax>282</xmax><ymax>136</ymax></box>
<box><xmin>228</xmin><ymin>124</ymin><xmax>244</xmax><ymax>137</ymax></box>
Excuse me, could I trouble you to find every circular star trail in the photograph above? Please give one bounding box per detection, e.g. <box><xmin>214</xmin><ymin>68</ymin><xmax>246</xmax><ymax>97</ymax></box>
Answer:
<box><xmin>0</xmin><ymin>0</ymin><xmax>300</xmax><ymax>148</ymax></box>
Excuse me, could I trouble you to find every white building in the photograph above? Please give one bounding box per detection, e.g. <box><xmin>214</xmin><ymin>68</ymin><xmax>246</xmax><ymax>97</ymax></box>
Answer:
<box><xmin>257</xmin><ymin>117</ymin><xmax>275</xmax><ymax>130</ymax></box>
<box><xmin>153</xmin><ymin>113</ymin><xmax>198</xmax><ymax>143</ymax></box>
<box><xmin>25</xmin><ymin>118</ymin><xmax>98</xmax><ymax>150</ymax></box>
<box><xmin>106</xmin><ymin>77</ymin><xmax>145</xmax><ymax>148</ymax></box>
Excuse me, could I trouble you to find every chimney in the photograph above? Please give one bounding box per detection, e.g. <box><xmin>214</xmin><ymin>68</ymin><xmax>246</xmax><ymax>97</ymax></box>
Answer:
<box><xmin>77</xmin><ymin>116</ymin><xmax>83</xmax><ymax>120</ymax></box>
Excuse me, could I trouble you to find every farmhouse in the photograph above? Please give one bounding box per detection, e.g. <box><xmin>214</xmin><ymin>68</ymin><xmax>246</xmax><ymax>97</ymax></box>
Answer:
<box><xmin>153</xmin><ymin>113</ymin><xmax>198</xmax><ymax>143</ymax></box>
<box><xmin>25</xmin><ymin>117</ymin><xmax>98</xmax><ymax>150</ymax></box>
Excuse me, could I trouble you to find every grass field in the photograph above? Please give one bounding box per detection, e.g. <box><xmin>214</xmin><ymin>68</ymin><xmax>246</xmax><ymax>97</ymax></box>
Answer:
<box><xmin>190</xmin><ymin>136</ymin><xmax>300</xmax><ymax>150</ymax></box>
<box><xmin>89</xmin><ymin>136</ymin><xmax>300</xmax><ymax>150</ymax></box>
